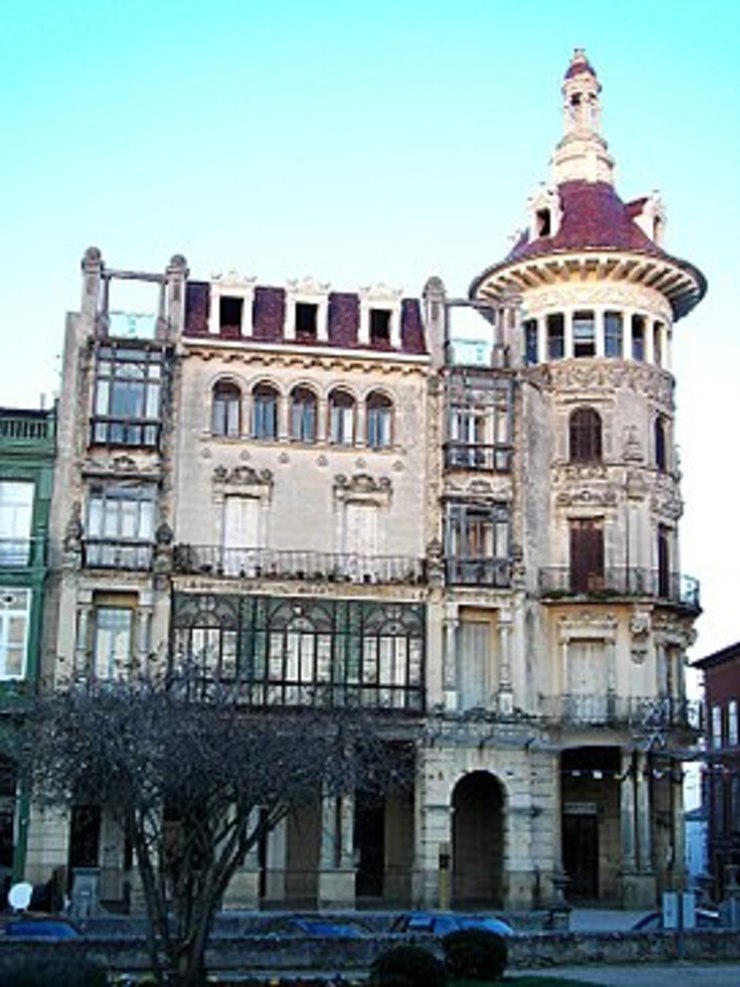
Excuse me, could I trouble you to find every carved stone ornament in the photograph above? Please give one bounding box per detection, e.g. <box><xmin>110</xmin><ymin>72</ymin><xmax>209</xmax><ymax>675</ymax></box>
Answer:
<box><xmin>623</xmin><ymin>425</ymin><xmax>643</xmax><ymax>462</ymax></box>
<box><xmin>334</xmin><ymin>473</ymin><xmax>392</xmax><ymax>503</ymax></box>
<box><xmin>64</xmin><ymin>502</ymin><xmax>84</xmax><ymax>552</ymax></box>
<box><xmin>556</xmin><ymin>486</ymin><xmax>617</xmax><ymax>507</ymax></box>
<box><xmin>626</xmin><ymin>469</ymin><xmax>647</xmax><ymax>500</ymax></box>
<box><xmin>213</xmin><ymin>465</ymin><xmax>273</xmax><ymax>488</ymax></box>
<box><xmin>558</xmin><ymin>611</ymin><xmax>617</xmax><ymax>642</ymax></box>
<box><xmin>630</xmin><ymin>611</ymin><xmax>651</xmax><ymax>638</ymax></box>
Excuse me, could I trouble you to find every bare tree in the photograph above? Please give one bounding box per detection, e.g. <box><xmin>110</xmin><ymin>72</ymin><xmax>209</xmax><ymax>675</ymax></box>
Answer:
<box><xmin>28</xmin><ymin>676</ymin><xmax>413</xmax><ymax>987</ymax></box>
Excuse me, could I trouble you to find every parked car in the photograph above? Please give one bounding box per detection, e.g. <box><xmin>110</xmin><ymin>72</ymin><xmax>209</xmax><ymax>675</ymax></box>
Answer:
<box><xmin>259</xmin><ymin>915</ymin><xmax>369</xmax><ymax>938</ymax></box>
<box><xmin>0</xmin><ymin>915</ymin><xmax>83</xmax><ymax>940</ymax></box>
<box><xmin>632</xmin><ymin>908</ymin><xmax>719</xmax><ymax>931</ymax></box>
<box><xmin>391</xmin><ymin>911</ymin><xmax>514</xmax><ymax>937</ymax></box>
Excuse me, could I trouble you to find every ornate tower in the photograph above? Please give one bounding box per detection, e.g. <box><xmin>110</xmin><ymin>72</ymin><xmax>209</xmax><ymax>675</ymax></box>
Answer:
<box><xmin>459</xmin><ymin>49</ymin><xmax>706</xmax><ymax>907</ymax></box>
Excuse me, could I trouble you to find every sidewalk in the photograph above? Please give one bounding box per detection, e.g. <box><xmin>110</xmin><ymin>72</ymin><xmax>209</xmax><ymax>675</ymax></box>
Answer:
<box><xmin>526</xmin><ymin>961</ymin><xmax>740</xmax><ymax>986</ymax></box>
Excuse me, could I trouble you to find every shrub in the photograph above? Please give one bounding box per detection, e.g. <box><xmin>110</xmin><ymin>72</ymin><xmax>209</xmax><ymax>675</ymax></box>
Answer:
<box><xmin>0</xmin><ymin>954</ymin><xmax>108</xmax><ymax>987</ymax></box>
<box><xmin>442</xmin><ymin>927</ymin><xmax>508</xmax><ymax>981</ymax></box>
<box><xmin>368</xmin><ymin>943</ymin><xmax>447</xmax><ymax>987</ymax></box>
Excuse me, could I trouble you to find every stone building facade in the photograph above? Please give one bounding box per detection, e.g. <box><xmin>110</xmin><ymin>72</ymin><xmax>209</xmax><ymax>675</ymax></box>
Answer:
<box><xmin>31</xmin><ymin>50</ymin><xmax>705</xmax><ymax>911</ymax></box>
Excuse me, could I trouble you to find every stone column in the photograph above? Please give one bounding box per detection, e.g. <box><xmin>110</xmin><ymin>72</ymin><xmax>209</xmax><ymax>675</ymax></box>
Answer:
<box><xmin>263</xmin><ymin>817</ymin><xmax>287</xmax><ymax>904</ymax></box>
<box><xmin>74</xmin><ymin>598</ymin><xmax>93</xmax><ymax>676</ymax></box>
<box><xmin>619</xmin><ymin>750</ymin><xmax>638</xmax><ymax>905</ymax></box>
<box><xmin>537</xmin><ymin>316</ymin><xmax>547</xmax><ymax>366</ymax></box>
<box><xmin>624</xmin><ymin>309</ymin><xmax>633</xmax><ymax>360</ymax></box>
<box><xmin>442</xmin><ymin>614</ymin><xmax>458</xmax><ymax>710</ymax></box>
<box><xmin>636</xmin><ymin>752</ymin><xmax>653</xmax><ymax>873</ymax></box>
<box><xmin>595</xmin><ymin>307</ymin><xmax>605</xmax><ymax>357</ymax></box>
<box><xmin>497</xmin><ymin>610</ymin><xmax>513</xmax><ymax>715</ymax></box>
<box><xmin>317</xmin><ymin>793</ymin><xmax>355</xmax><ymax>909</ymax></box>
<box><xmin>564</xmin><ymin>310</ymin><xmax>574</xmax><ymax>359</ymax></box>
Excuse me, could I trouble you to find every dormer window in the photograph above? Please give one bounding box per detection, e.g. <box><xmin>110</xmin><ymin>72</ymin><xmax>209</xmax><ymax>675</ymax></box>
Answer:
<box><xmin>370</xmin><ymin>309</ymin><xmax>391</xmax><ymax>344</ymax></box>
<box><xmin>295</xmin><ymin>302</ymin><xmax>318</xmax><ymax>338</ymax></box>
<box><xmin>219</xmin><ymin>296</ymin><xmax>243</xmax><ymax>332</ymax></box>
<box><xmin>536</xmin><ymin>209</ymin><xmax>552</xmax><ymax>237</ymax></box>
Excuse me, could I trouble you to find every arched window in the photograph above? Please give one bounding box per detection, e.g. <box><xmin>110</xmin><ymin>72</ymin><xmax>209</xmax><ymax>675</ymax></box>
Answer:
<box><xmin>655</xmin><ymin>416</ymin><xmax>667</xmax><ymax>472</ymax></box>
<box><xmin>328</xmin><ymin>389</ymin><xmax>355</xmax><ymax>445</ymax></box>
<box><xmin>366</xmin><ymin>391</ymin><xmax>393</xmax><ymax>449</ymax></box>
<box><xmin>211</xmin><ymin>381</ymin><xmax>241</xmax><ymax>437</ymax></box>
<box><xmin>569</xmin><ymin>407</ymin><xmax>602</xmax><ymax>463</ymax></box>
<box><xmin>289</xmin><ymin>386</ymin><xmax>317</xmax><ymax>443</ymax></box>
<box><xmin>251</xmin><ymin>383</ymin><xmax>279</xmax><ymax>440</ymax></box>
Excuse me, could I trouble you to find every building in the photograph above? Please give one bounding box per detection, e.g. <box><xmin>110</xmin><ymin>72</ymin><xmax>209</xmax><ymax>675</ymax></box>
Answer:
<box><xmin>0</xmin><ymin>406</ymin><xmax>56</xmax><ymax>888</ymax></box>
<box><xmin>693</xmin><ymin>642</ymin><xmax>740</xmax><ymax>900</ymax></box>
<box><xmin>31</xmin><ymin>49</ymin><xmax>705</xmax><ymax>911</ymax></box>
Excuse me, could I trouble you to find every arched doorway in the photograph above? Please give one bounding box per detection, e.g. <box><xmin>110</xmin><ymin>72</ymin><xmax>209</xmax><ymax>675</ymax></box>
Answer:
<box><xmin>452</xmin><ymin>771</ymin><xmax>505</xmax><ymax>908</ymax></box>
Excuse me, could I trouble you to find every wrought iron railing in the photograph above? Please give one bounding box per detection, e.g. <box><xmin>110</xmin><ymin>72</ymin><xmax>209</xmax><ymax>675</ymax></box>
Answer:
<box><xmin>172</xmin><ymin>545</ymin><xmax>426</xmax><ymax>585</ymax></box>
<box><xmin>538</xmin><ymin>694</ymin><xmax>699</xmax><ymax>728</ymax></box>
<box><xmin>443</xmin><ymin>443</ymin><xmax>513</xmax><ymax>472</ymax></box>
<box><xmin>538</xmin><ymin>567</ymin><xmax>700</xmax><ymax>610</ymax></box>
<box><xmin>0</xmin><ymin>536</ymin><xmax>47</xmax><ymax>569</ymax></box>
<box><xmin>82</xmin><ymin>539</ymin><xmax>153</xmax><ymax>571</ymax></box>
<box><xmin>444</xmin><ymin>558</ymin><xmax>511</xmax><ymax>588</ymax></box>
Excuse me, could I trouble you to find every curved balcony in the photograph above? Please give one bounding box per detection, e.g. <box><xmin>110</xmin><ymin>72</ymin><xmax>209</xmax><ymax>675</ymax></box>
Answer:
<box><xmin>538</xmin><ymin>567</ymin><xmax>700</xmax><ymax>611</ymax></box>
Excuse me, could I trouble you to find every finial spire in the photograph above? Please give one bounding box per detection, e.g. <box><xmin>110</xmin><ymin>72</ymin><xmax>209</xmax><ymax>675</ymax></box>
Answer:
<box><xmin>551</xmin><ymin>49</ymin><xmax>615</xmax><ymax>185</ymax></box>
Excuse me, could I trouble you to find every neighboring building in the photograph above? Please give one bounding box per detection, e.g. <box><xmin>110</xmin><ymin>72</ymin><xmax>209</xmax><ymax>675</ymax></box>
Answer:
<box><xmin>31</xmin><ymin>49</ymin><xmax>705</xmax><ymax>911</ymax></box>
<box><xmin>693</xmin><ymin>642</ymin><xmax>740</xmax><ymax>900</ymax></box>
<box><xmin>0</xmin><ymin>406</ymin><xmax>56</xmax><ymax>887</ymax></box>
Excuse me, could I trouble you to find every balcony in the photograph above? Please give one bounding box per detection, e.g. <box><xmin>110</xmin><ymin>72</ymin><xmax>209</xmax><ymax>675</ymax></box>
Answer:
<box><xmin>445</xmin><ymin>558</ymin><xmax>511</xmax><ymax>588</ymax></box>
<box><xmin>444</xmin><ymin>443</ymin><xmax>513</xmax><ymax>472</ymax></box>
<box><xmin>0</xmin><ymin>536</ymin><xmax>47</xmax><ymax>570</ymax></box>
<box><xmin>539</xmin><ymin>567</ymin><xmax>700</xmax><ymax>610</ymax></box>
<box><xmin>83</xmin><ymin>539</ymin><xmax>153</xmax><ymax>571</ymax></box>
<box><xmin>539</xmin><ymin>694</ymin><xmax>700</xmax><ymax>729</ymax></box>
<box><xmin>172</xmin><ymin>545</ymin><xmax>426</xmax><ymax>585</ymax></box>
<box><xmin>0</xmin><ymin>409</ymin><xmax>55</xmax><ymax>454</ymax></box>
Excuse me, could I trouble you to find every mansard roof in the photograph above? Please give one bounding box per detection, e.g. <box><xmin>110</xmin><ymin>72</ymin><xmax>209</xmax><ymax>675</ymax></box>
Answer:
<box><xmin>183</xmin><ymin>281</ymin><xmax>427</xmax><ymax>356</ymax></box>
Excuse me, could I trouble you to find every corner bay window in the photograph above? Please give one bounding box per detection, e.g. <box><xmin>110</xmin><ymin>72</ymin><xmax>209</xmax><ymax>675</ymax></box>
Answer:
<box><xmin>91</xmin><ymin>344</ymin><xmax>164</xmax><ymax>447</ymax></box>
<box><xmin>171</xmin><ymin>594</ymin><xmax>424</xmax><ymax>711</ymax></box>
<box><xmin>444</xmin><ymin>371</ymin><xmax>513</xmax><ymax>471</ymax></box>
<box><xmin>85</xmin><ymin>483</ymin><xmax>156</xmax><ymax>569</ymax></box>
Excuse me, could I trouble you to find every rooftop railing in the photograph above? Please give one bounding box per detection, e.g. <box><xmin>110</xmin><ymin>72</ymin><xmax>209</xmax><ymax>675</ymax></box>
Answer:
<box><xmin>0</xmin><ymin>409</ymin><xmax>56</xmax><ymax>452</ymax></box>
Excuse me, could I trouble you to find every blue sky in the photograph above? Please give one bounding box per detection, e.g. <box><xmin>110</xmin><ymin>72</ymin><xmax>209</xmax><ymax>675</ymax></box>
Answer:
<box><xmin>1</xmin><ymin>0</ymin><xmax>738</xmax><ymax>656</ymax></box>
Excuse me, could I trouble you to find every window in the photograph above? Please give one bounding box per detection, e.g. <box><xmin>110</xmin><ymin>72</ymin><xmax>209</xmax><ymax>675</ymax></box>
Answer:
<box><xmin>547</xmin><ymin>314</ymin><xmax>565</xmax><ymax>359</ymax></box>
<box><xmin>289</xmin><ymin>386</ymin><xmax>317</xmax><ymax>443</ymax></box>
<box><xmin>211</xmin><ymin>381</ymin><xmax>242</xmax><ymax>437</ymax></box>
<box><xmin>457</xmin><ymin>618</ymin><xmax>492</xmax><ymax>710</ymax></box>
<box><xmin>657</xmin><ymin>524</ymin><xmax>670</xmax><ymax>598</ymax></box>
<box><xmin>631</xmin><ymin>316</ymin><xmax>645</xmax><ymax>360</ymax></box>
<box><xmin>171</xmin><ymin>593</ymin><xmax>424</xmax><ymax>711</ymax></box>
<box><xmin>251</xmin><ymin>383</ymin><xmax>279</xmax><ymax>440</ymax></box>
<box><xmin>655</xmin><ymin>416</ymin><xmax>668</xmax><ymax>471</ymax></box>
<box><xmin>536</xmin><ymin>208</ymin><xmax>552</xmax><ymax>237</ymax></box>
<box><xmin>295</xmin><ymin>302</ymin><xmax>318</xmax><ymax>338</ymax></box>
<box><xmin>569</xmin><ymin>519</ymin><xmax>604</xmax><ymax>593</ymax></box>
<box><xmin>329</xmin><ymin>389</ymin><xmax>355</xmax><ymax>445</ymax></box>
<box><xmin>711</xmin><ymin>705</ymin><xmax>723</xmax><ymax>748</ymax></box>
<box><xmin>572</xmin><ymin>311</ymin><xmax>596</xmax><ymax>357</ymax></box>
<box><xmin>91</xmin><ymin>344</ymin><xmax>163</xmax><ymax>447</ymax></box>
<box><xmin>0</xmin><ymin>588</ymin><xmax>30</xmax><ymax>679</ymax></box>
<box><xmin>729</xmin><ymin>700</ymin><xmax>739</xmax><ymax>748</ymax></box>
<box><xmin>93</xmin><ymin>606</ymin><xmax>133</xmax><ymax>679</ymax></box>
<box><xmin>366</xmin><ymin>392</ymin><xmax>393</xmax><ymax>449</ymax></box>
<box><xmin>604</xmin><ymin>312</ymin><xmax>623</xmax><ymax>358</ymax></box>
<box><xmin>219</xmin><ymin>296</ymin><xmax>243</xmax><ymax>333</ymax></box>
<box><xmin>369</xmin><ymin>309</ymin><xmax>391</xmax><ymax>344</ymax></box>
<box><xmin>566</xmin><ymin>640</ymin><xmax>608</xmax><ymax>722</ymax></box>
<box><xmin>523</xmin><ymin>319</ymin><xmax>539</xmax><ymax>365</ymax></box>
<box><xmin>444</xmin><ymin>372</ymin><xmax>513</xmax><ymax>471</ymax></box>
<box><xmin>444</xmin><ymin>502</ymin><xmax>510</xmax><ymax>587</ymax></box>
<box><xmin>0</xmin><ymin>481</ymin><xmax>33</xmax><ymax>567</ymax></box>
<box><xmin>569</xmin><ymin>407</ymin><xmax>602</xmax><ymax>463</ymax></box>
<box><xmin>222</xmin><ymin>495</ymin><xmax>261</xmax><ymax>576</ymax></box>
<box><xmin>653</xmin><ymin>322</ymin><xmax>663</xmax><ymax>367</ymax></box>
<box><xmin>85</xmin><ymin>484</ymin><xmax>156</xmax><ymax>569</ymax></box>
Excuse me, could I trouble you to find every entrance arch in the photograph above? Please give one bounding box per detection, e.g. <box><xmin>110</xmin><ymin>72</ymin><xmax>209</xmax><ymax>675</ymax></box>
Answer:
<box><xmin>452</xmin><ymin>771</ymin><xmax>505</xmax><ymax>908</ymax></box>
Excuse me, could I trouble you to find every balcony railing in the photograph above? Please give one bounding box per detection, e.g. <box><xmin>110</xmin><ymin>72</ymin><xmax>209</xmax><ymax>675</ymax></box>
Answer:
<box><xmin>83</xmin><ymin>539</ymin><xmax>153</xmax><ymax>571</ymax></box>
<box><xmin>0</xmin><ymin>410</ymin><xmax>55</xmax><ymax>453</ymax></box>
<box><xmin>538</xmin><ymin>567</ymin><xmax>700</xmax><ymax>610</ymax></box>
<box><xmin>0</xmin><ymin>536</ymin><xmax>47</xmax><ymax>569</ymax></box>
<box><xmin>444</xmin><ymin>443</ymin><xmax>513</xmax><ymax>472</ymax></box>
<box><xmin>444</xmin><ymin>558</ymin><xmax>511</xmax><ymax>588</ymax></box>
<box><xmin>172</xmin><ymin>545</ymin><xmax>426</xmax><ymax>585</ymax></box>
<box><xmin>539</xmin><ymin>694</ymin><xmax>700</xmax><ymax>729</ymax></box>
